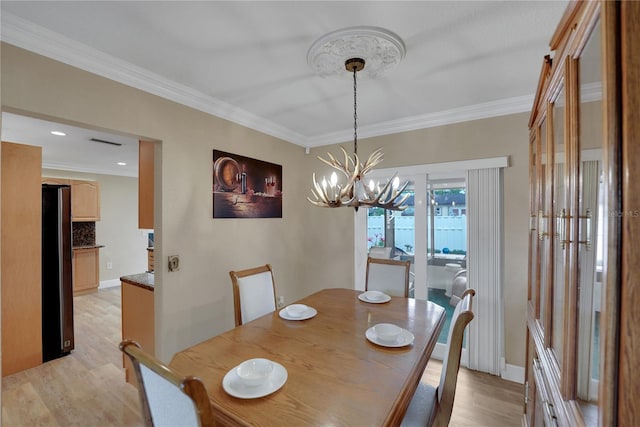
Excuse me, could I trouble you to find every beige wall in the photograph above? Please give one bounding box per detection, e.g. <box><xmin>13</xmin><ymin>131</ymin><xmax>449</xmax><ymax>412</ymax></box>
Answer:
<box><xmin>1</xmin><ymin>43</ymin><xmax>529</xmax><ymax>368</ymax></box>
<box><xmin>42</xmin><ymin>169</ymin><xmax>148</xmax><ymax>282</ymax></box>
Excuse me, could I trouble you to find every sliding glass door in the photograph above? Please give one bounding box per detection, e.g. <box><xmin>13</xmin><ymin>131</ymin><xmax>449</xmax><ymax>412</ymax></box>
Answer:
<box><xmin>426</xmin><ymin>178</ymin><xmax>467</xmax><ymax>348</ymax></box>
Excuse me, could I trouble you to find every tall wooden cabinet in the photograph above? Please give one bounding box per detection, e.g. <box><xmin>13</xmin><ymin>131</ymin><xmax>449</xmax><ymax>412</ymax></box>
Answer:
<box><xmin>525</xmin><ymin>1</ymin><xmax>640</xmax><ymax>426</ymax></box>
<box><xmin>1</xmin><ymin>141</ymin><xmax>43</xmax><ymax>376</ymax></box>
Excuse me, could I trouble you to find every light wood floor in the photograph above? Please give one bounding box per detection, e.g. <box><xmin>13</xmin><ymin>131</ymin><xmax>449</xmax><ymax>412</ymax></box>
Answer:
<box><xmin>2</xmin><ymin>287</ymin><xmax>143</xmax><ymax>427</ymax></box>
<box><xmin>1</xmin><ymin>287</ymin><xmax>523</xmax><ymax>426</ymax></box>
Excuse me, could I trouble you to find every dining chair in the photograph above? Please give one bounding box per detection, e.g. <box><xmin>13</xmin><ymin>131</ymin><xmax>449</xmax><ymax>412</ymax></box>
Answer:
<box><xmin>365</xmin><ymin>256</ymin><xmax>411</xmax><ymax>297</ymax></box>
<box><xmin>119</xmin><ymin>340</ymin><xmax>215</xmax><ymax>427</ymax></box>
<box><xmin>369</xmin><ymin>245</ymin><xmax>392</xmax><ymax>259</ymax></box>
<box><xmin>400</xmin><ymin>289</ymin><xmax>476</xmax><ymax>427</ymax></box>
<box><xmin>229</xmin><ymin>264</ymin><xmax>277</xmax><ymax>326</ymax></box>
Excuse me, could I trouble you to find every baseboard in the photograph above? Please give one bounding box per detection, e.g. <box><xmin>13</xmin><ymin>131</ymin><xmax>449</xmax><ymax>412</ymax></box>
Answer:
<box><xmin>501</xmin><ymin>362</ymin><xmax>525</xmax><ymax>384</ymax></box>
<box><xmin>99</xmin><ymin>279</ymin><xmax>121</xmax><ymax>289</ymax></box>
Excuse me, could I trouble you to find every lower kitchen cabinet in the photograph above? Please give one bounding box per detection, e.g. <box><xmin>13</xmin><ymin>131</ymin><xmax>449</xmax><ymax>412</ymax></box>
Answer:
<box><xmin>121</xmin><ymin>277</ymin><xmax>155</xmax><ymax>385</ymax></box>
<box><xmin>72</xmin><ymin>248</ymin><xmax>99</xmax><ymax>295</ymax></box>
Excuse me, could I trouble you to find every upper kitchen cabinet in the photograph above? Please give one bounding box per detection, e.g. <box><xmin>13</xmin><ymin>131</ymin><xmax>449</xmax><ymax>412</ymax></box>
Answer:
<box><xmin>70</xmin><ymin>180</ymin><xmax>100</xmax><ymax>221</ymax></box>
<box><xmin>43</xmin><ymin>177</ymin><xmax>101</xmax><ymax>221</ymax></box>
<box><xmin>42</xmin><ymin>177</ymin><xmax>71</xmax><ymax>185</ymax></box>
<box><xmin>138</xmin><ymin>140</ymin><xmax>154</xmax><ymax>229</ymax></box>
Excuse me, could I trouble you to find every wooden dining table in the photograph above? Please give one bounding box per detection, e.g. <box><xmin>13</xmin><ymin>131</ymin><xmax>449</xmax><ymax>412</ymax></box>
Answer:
<box><xmin>169</xmin><ymin>288</ymin><xmax>445</xmax><ymax>427</ymax></box>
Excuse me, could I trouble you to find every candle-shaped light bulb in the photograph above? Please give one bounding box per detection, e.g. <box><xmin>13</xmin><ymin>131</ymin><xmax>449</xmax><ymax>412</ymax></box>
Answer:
<box><xmin>322</xmin><ymin>177</ymin><xmax>328</xmax><ymax>190</ymax></box>
<box><xmin>392</xmin><ymin>176</ymin><xmax>400</xmax><ymax>191</ymax></box>
<box><xmin>330</xmin><ymin>172</ymin><xmax>338</xmax><ymax>187</ymax></box>
<box><xmin>369</xmin><ymin>179</ymin><xmax>375</xmax><ymax>192</ymax></box>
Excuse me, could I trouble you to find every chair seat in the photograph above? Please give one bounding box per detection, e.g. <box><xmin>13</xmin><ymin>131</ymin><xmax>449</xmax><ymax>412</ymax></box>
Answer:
<box><xmin>401</xmin><ymin>382</ymin><xmax>437</xmax><ymax>427</ymax></box>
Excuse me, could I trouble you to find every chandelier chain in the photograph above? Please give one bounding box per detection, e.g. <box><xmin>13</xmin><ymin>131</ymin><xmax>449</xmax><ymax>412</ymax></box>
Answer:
<box><xmin>353</xmin><ymin>67</ymin><xmax>358</xmax><ymax>156</ymax></box>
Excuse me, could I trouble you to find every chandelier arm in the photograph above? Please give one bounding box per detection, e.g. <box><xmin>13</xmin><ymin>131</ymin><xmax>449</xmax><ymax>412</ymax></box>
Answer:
<box><xmin>319</xmin><ymin>152</ymin><xmax>345</xmax><ymax>169</ymax></box>
<box><xmin>311</xmin><ymin>180</ymin><xmax>330</xmax><ymax>205</ymax></box>
<box><xmin>360</xmin><ymin>150</ymin><xmax>385</xmax><ymax>175</ymax></box>
<box><xmin>317</xmin><ymin>156</ymin><xmax>352</xmax><ymax>179</ymax></box>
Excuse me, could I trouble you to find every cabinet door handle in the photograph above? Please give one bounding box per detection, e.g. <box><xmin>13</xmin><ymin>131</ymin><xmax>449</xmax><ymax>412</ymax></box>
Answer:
<box><xmin>544</xmin><ymin>401</ymin><xmax>559</xmax><ymax>426</ymax></box>
<box><xmin>538</xmin><ymin>210</ymin><xmax>547</xmax><ymax>240</ymax></box>
<box><xmin>556</xmin><ymin>208</ymin><xmax>568</xmax><ymax>249</ymax></box>
<box><xmin>579</xmin><ymin>208</ymin><xmax>592</xmax><ymax>251</ymax></box>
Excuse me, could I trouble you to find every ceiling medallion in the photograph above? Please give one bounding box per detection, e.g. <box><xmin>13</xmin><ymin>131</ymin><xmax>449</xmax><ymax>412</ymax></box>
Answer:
<box><xmin>307</xmin><ymin>26</ymin><xmax>406</xmax><ymax>79</ymax></box>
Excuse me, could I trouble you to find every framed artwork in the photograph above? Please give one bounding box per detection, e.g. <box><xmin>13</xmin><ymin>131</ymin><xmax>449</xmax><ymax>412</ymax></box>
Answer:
<box><xmin>212</xmin><ymin>150</ymin><xmax>282</xmax><ymax>218</ymax></box>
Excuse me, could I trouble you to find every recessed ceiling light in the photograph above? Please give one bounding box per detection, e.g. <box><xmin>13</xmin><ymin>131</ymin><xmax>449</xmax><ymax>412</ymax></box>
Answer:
<box><xmin>50</xmin><ymin>130</ymin><xmax>66</xmax><ymax>136</ymax></box>
<box><xmin>117</xmin><ymin>162</ymin><xmax>127</xmax><ymax>166</ymax></box>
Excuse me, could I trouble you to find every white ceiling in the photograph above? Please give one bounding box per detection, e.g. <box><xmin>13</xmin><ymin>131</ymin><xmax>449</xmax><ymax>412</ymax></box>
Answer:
<box><xmin>0</xmin><ymin>1</ymin><xmax>568</xmax><ymax>177</ymax></box>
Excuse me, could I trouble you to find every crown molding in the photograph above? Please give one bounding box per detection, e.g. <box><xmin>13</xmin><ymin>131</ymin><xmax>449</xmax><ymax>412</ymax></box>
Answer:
<box><xmin>304</xmin><ymin>94</ymin><xmax>535</xmax><ymax>147</ymax></box>
<box><xmin>42</xmin><ymin>160</ymin><xmax>138</xmax><ymax>178</ymax></box>
<box><xmin>2</xmin><ymin>12</ymin><xmax>562</xmax><ymax>150</ymax></box>
<box><xmin>1</xmin><ymin>12</ymin><xmax>306</xmax><ymax>145</ymax></box>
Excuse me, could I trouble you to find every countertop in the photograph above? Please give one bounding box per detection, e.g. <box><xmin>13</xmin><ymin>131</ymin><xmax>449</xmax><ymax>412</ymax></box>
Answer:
<box><xmin>120</xmin><ymin>272</ymin><xmax>154</xmax><ymax>291</ymax></box>
<box><xmin>73</xmin><ymin>244</ymin><xmax>105</xmax><ymax>250</ymax></box>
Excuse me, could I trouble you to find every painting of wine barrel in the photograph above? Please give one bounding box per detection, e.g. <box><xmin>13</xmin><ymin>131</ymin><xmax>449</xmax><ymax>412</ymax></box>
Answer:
<box><xmin>214</xmin><ymin>156</ymin><xmax>240</xmax><ymax>191</ymax></box>
<box><xmin>212</xmin><ymin>150</ymin><xmax>283</xmax><ymax>218</ymax></box>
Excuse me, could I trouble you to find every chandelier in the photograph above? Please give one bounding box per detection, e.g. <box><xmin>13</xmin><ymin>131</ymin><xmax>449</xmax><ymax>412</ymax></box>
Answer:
<box><xmin>306</xmin><ymin>28</ymin><xmax>410</xmax><ymax>211</ymax></box>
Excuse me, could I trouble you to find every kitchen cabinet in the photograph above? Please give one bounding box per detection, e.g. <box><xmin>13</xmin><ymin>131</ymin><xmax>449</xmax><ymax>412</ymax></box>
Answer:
<box><xmin>138</xmin><ymin>140</ymin><xmax>154</xmax><ymax>229</ymax></box>
<box><xmin>70</xmin><ymin>179</ymin><xmax>100</xmax><ymax>221</ymax></box>
<box><xmin>41</xmin><ymin>177</ymin><xmax>101</xmax><ymax>221</ymax></box>
<box><xmin>525</xmin><ymin>1</ymin><xmax>640</xmax><ymax>425</ymax></box>
<box><xmin>121</xmin><ymin>276</ymin><xmax>154</xmax><ymax>385</ymax></box>
<box><xmin>73</xmin><ymin>247</ymin><xmax>99</xmax><ymax>295</ymax></box>
<box><xmin>2</xmin><ymin>141</ymin><xmax>43</xmax><ymax>376</ymax></box>
<box><xmin>41</xmin><ymin>177</ymin><xmax>70</xmax><ymax>185</ymax></box>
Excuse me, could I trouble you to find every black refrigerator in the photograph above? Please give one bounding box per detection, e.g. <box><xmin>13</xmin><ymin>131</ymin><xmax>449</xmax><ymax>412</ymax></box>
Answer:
<box><xmin>42</xmin><ymin>184</ymin><xmax>74</xmax><ymax>362</ymax></box>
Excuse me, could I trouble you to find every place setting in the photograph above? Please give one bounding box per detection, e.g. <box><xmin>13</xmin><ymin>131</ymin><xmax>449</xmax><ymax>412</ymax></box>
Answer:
<box><xmin>278</xmin><ymin>303</ymin><xmax>317</xmax><ymax>321</ymax></box>
<box><xmin>365</xmin><ymin>323</ymin><xmax>414</xmax><ymax>348</ymax></box>
<box><xmin>358</xmin><ymin>290</ymin><xmax>391</xmax><ymax>304</ymax></box>
<box><xmin>222</xmin><ymin>357</ymin><xmax>288</xmax><ymax>399</ymax></box>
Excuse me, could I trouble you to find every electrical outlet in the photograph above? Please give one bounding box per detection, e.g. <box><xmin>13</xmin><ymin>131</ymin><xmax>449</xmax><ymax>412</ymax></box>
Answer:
<box><xmin>168</xmin><ymin>255</ymin><xmax>180</xmax><ymax>272</ymax></box>
<box><xmin>277</xmin><ymin>296</ymin><xmax>285</xmax><ymax>308</ymax></box>
<box><xmin>106</xmin><ymin>262</ymin><xmax>113</xmax><ymax>270</ymax></box>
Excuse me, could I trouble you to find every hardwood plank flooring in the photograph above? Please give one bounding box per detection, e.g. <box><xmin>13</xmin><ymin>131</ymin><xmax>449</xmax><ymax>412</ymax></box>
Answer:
<box><xmin>2</xmin><ymin>287</ymin><xmax>143</xmax><ymax>427</ymax></box>
<box><xmin>423</xmin><ymin>361</ymin><xmax>524</xmax><ymax>426</ymax></box>
<box><xmin>2</xmin><ymin>287</ymin><xmax>523</xmax><ymax>426</ymax></box>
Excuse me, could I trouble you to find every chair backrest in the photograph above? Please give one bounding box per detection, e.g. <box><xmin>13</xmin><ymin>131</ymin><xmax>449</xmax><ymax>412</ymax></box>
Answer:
<box><xmin>434</xmin><ymin>288</ymin><xmax>475</xmax><ymax>426</ymax></box>
<box><xmin>365</xmin><ymin>257</ymin><xmax>411</xmax><ymax>297</ymax></box>
<box><xmin>229</xmin><ymin>264</ymin><xmax>277</xmax><ymax>326</ymax></box>
<box><xmin>369</xmin><ymin>246</ymin><xmax>392</xmax><ymax>259</ymax></box>
<box><xmin>119</xmin><ymin>340</ymin><xmax>215</xmax><ymax>427</ymax></box>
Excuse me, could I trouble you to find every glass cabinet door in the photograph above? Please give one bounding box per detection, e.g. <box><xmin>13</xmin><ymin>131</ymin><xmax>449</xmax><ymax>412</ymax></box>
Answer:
<box><xmin>575</xmin><ymin>17</ymin><xmax>602</xmax><ymax>424</ymax></box>
<box><xmin>538</xmin><ymin>118</ymin><xmax>549</xmax><ymax>330</ymax></box>
<box><xmin>551</xmin><ymin>83</ymin><xmax>567</xmax><ymax>368</ymax></box>
<box><xmin>529</xmin><ymin>131</ymin><xmax>539</xmax><ymax>316</ymax></box>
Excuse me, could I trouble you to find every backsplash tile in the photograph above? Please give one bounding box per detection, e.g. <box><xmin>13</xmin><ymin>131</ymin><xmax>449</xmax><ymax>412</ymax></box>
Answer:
<box><xmin>73</xmin><ymin>222</ymin><xmax>95</xmax><ymax>247</ymax></box>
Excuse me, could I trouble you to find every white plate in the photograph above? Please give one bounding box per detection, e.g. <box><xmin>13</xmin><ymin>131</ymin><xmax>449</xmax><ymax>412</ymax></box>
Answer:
<box><xmin>366</xmin><ymin>326</ymin><xmax>414</xmax><ymax>348</ymax></box>
<box><xmin>358</xmin><ymin>292</ymin><xmax>391</xmax><ymax>304</ymax></box>
<box><xmin>278</xmin><ymin>306</ymin><xmax>317</xmax><ymax>320</ymax></box>
<box><xmin>222</xmin><ymin>360</ymin><xmax>288</xmax><ymax>399</ymax></box>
